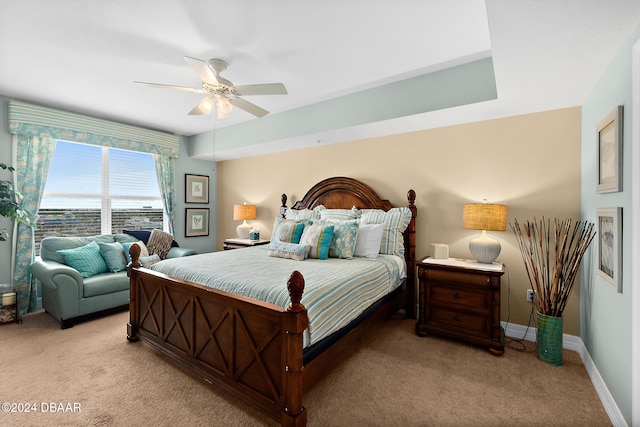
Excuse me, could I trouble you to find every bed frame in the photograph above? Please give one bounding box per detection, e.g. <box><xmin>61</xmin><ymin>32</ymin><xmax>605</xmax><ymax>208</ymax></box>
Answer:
<box><xmin>126</xmin><ymin>176</ymin><xmax>416</xmax><ymax>426</ymax></box>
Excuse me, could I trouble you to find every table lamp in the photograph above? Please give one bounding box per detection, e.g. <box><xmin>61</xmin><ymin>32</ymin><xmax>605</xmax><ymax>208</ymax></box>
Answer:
<box><xmin>233</xmin><ymin>203</ymin><xmax>257</xmax><ymax>239</ymax></box>
<box><xmin>462</xmin><ymin>200</ymin><xmax>507</xmax><ymax>264</ymax></box>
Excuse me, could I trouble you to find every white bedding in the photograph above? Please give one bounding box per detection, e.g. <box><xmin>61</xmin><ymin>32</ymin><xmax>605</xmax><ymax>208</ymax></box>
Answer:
<box><xmin>150</xmin><ymin>246</ymin><xmax>405</xmax><ymax>347</ymax></box>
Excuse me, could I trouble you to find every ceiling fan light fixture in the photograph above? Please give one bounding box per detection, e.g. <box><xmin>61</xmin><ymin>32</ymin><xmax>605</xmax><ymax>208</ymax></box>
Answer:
<box><xmin>201</xmin><ymin>98</ymin><xmax>214</xmax><ymax>114</ymax></box>
<box><xmin>216</xmin><ymin>96</ymin><xmax>233</xmax><ymax>118</ymax></box>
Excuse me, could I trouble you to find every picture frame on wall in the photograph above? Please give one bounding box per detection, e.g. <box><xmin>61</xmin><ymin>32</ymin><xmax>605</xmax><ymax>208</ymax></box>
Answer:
<box><xmin>596</xmin><ymin>105</ymin><xmax>623</xmax><ymax>193</ymax></box>
<box><xmin>596</xmin><ymin>207</ymin><xmax>622</xmax><ymax>292</ymax></box>
<box><xmin>185</xmin><ymin>174</ymin><xmax>209</xmax><ymax>204</ymax></box>
<box><xmin>185</xmin><ymin>208</ymin><xmax>209</xmax><ymax>237</ymax></box>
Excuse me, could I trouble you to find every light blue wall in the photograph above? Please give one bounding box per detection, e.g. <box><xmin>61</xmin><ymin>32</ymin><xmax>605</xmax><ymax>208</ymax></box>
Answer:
<box><xmin>0</xmin><ymin>96</ymin><xmax>216</xmax><ymax>285</ymax></box>
<box><xmin>580</xmin><ymin>23</ymin><xmax>640</xmax><ymax>425</ymax></box>
<box><xmin>173</xmin><ymin>135</ymin><xmax>217</xmax><ymax>254</ymax></box>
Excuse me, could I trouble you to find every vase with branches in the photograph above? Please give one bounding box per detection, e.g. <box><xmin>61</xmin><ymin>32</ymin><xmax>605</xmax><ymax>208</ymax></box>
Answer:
<box><xmin>511</xmin><ymin>218</ymin><xmax>596</xmax><ymax>365</ymax></box>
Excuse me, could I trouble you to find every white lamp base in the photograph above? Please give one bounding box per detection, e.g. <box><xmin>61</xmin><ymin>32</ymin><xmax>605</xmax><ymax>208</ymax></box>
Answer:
<box><xmin>236</xmin><ymin>220</ymin><xmax>252</xmax><ymax>239</ymax></box>
<box><xmin>469</xmin><ymin>230</ymin><xmax>501</xmax><ymax>264</ymax></box>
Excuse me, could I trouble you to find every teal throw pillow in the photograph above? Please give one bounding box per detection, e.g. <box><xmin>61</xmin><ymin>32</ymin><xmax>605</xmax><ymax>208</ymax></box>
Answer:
<box><xmin>98</xmin><ymin>242</ymin><xmax>127</xmax><ymax>273</ymax></box>
<box><xmin>299</xmin><ymin>223</ymin><xmax>334</xmax><ymax>260</ymax></box>
<box><xmin>58</xmin><ymin>241</ymin><xmax>109</xmax><ymax>278</ymax></box>
<box><xmin>121</xmin><ymin>241</ymin><xmax>150</xmax><ymax>264</ymax></box>
<box><xmin>271</xmin><ymin>217</ymin><xmax>305</xmax><ymax>244</ymax></box>
<box><xmin>319</xmin><ymin>220</ymin><xmax>359</xmax><ymax>259</ymax></box>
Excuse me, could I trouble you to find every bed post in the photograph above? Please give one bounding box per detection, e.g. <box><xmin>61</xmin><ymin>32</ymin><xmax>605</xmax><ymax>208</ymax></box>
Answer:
<box><xmin>281</xmin><ymin>194</ymin><xmax>288</xmax><ymax>218</ymax></box>
<box><xmin>281</xmin><ymin>270</ymin><xmax>308</xmax><ymax>427</ymax></box>
<box><xmin>126</xmin><ymin>243</ymin><xmax>142</xmax><ymax>342</ymax></box>
<box><xmin>405</xmin><ymin>189</ymin><xmax>417</xmax><ymax>319</ymax></box>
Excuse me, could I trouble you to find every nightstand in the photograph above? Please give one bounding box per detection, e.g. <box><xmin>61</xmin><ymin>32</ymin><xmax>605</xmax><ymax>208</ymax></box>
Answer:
<box><xmin>415</xmin><ymin>257</ymin><xmax>504</xmax><ymax>355</ymax></box>
<box><xmin>223</xmin><ymin>238</ymin><xmax>270</xmax><ymax>250</ymax></box>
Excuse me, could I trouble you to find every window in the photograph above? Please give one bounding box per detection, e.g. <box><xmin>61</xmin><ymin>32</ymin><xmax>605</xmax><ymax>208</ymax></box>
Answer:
<box><xmin>36</xmin><ymin>141</ymin><xmax>164</xmax><ymax>246</ymax></box>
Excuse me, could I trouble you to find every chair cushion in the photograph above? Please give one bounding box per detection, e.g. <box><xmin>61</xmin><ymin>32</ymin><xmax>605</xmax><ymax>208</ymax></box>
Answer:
<box><xmin>83</xmin><ymin>272</ymin><xmax>129</xmax><ymax>297</ymax></box>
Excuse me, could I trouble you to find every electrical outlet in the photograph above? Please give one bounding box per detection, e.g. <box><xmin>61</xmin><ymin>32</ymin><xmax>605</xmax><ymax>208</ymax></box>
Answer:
<box><xmin>527</xmin><ymin>289</ymin><xmax>535</xmax><ymax>303</ymax></box>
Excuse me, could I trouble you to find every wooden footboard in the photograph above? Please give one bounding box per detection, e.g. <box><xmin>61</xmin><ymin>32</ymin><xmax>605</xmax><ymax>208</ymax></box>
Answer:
<box><xmin>127</xmin><ymin>244</ymin><xmax>309</xmax><ymax>426</ymax></box>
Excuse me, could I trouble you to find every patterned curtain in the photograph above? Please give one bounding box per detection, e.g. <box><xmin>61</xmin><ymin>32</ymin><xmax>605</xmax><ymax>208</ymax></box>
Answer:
<box><xmin>153</xmin><ymin>155</ymin><xmax>176</xmax><ymax>235</ymax></box>
<box><xmin>8</xmin><ymin>99</ymin><xmax>180</xmax><ymax>313</ymax></box>
<box><xmin>12</xmin><ymin>135</ymin><xmax>56</xmax><ymax>314</ymax></box>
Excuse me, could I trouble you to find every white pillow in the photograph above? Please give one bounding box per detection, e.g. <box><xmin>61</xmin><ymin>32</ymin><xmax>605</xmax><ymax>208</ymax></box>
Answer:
<box><xmin>354</xmin><ymin>223</ymin><xmax>385</xmax><ymax>258</ymax></box>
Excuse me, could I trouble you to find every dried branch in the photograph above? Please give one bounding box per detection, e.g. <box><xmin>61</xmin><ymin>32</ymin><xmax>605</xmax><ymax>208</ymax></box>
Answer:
<box><xmin>510</xmin><ymin>218</ymin><xmax>595</xmax><ymax>317</ymax></box>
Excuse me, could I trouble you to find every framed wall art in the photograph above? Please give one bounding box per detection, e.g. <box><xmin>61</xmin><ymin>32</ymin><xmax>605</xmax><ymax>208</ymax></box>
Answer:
<box><xmin>596</xmin><ymin>207</ymin><xmax>622</xmax><ymax>292</ymax></box>
<box><xmin>185</xmin><ymin>208</ymin><xmax>209</xmax><ymax>237</ymax></box>
<box><xmin>185</xmin><ymin>174</ymin><xmax>209</xmax><ymax>204</ymax></box>
<box><xmin>596</xmin><ymin>105</ymin><xmax>623</xmax><ymax>193</ymax></box>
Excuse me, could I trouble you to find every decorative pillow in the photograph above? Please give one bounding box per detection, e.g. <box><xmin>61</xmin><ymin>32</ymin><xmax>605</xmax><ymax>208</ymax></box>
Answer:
<box><xmin>271</xmin><ymin>217</ymin><xmax>306</xmax><ymax>244</ymax></box>
<box><xmin>267</xmin><ymin>242</ymin><xmax>310</xmax><ymax>261</ymax></box>
<box><xmin>58</xmin><ymin>241</ymin><xmax>109</xmax><ymax>278</ymax></box>
<box><xmin>285</xmin><ymin>208</ymin><xmax>319</xmax><ymax>221</ymax></box>
<box><xmin>139</xmin><ymin>254</ymin><xmax>161</xmax><ymax>268</ymax></box>
<box><xmin>315</xmin><ymin>220</ymin><xmax>359</xmax><ymax>259</ymax></box>
<box><xmin>318</xmin><ymin>206</ymin><xmax>360</xmax><ymax>222</ymax></box>
<box><xmin>360</xmin><ymin>208</ymin><xmax>412</xmax><ymax>257</ymax></box>
<box><xmin>146</xmin><ymin>229</ymin><xmax>174</xmax><ymax>259</ymax></box>
<box><xmin>98</xmin><ymin>241</ymin><xmax>127</xmax><ymax>273</ymax></box>
<box><xmin>122</xmin><ymin>241</ymin><xmax>150</xmax><ymax>264</ymax></box>
<box><xmin>299</xmin><ymin>223</ymin><xmax>334</xmax><ymax>260</ymax></box>
<box><xmin>123</xmin><ymin>229</ymin><xmax>179</xmax><ymax>247</ymax></box>
<box><xmin>354</xmin><ymin>223</ymin><xmax>385</xmax><ymax>258</ymax></box>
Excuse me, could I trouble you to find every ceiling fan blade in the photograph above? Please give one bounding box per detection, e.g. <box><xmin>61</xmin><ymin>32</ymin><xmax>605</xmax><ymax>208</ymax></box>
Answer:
<box><xmin>183</xmin><ymin>56</ymin><xmax>219</xmax><ymax>85</ymax></box>
<box><xmin>234</xmin><ymin>83</ymin><xmax>288</xmax><ymax>96</ymax></box>
<box><xmin>188</xmin><ymin>97</ymin><xmax>215</xmax><ymax>115</ymax></box>
<box><xmin>229</xmin><ymin>97</ymin><xmax>269</xmax><ymax>117</ymax></box>
<box><xmin>134</xmin><ymin>81</ymin><xmax>205</xmax><ymax>93</ymax></box>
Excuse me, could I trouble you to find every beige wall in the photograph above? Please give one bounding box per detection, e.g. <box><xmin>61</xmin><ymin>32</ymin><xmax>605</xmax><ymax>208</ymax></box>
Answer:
<box><xmin>216</xmin><ymin>107</ymin><xmax>581</xmax><ymax>333</ymax></box>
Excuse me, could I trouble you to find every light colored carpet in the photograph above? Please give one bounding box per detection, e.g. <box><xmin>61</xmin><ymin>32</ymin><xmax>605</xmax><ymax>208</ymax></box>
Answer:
<box><xmin>3</xmin><ymin>310</ymin><xmax>610</xmax><ymax>426</ymax></box>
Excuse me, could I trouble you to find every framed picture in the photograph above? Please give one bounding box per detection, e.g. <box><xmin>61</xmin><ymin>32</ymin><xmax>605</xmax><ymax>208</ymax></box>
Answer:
<box><xmin>596</xmin><ymin>207</ymin><xmax>622</xmax><ymax>292</ymax></box>
<box><xmin>596</xmin><ymin>105</ymin><xmax>623</xmax><ymax>193</ymax></box>
<box><xmin>185</xmin><ymin>174</ymin><xmax>209</xmax><ymax>204</ymax></box>
<box><xmin>185</xmin><ymin>208</ymin><xmax>209</xmax><ymax>237</ymax></box>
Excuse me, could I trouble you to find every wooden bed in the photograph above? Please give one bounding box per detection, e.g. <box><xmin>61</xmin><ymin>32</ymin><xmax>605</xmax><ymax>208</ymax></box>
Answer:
<box><xmin>126</xmin><ymin>176</ymin><xmax>416</xmax><ymax>426</ymax></box>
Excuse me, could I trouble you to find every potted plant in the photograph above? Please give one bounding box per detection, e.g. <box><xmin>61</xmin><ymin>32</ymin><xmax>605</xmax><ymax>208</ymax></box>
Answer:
<box><xmin>0</xmin><ymin>162</ymin><xmax>31</xmax><ymax>226</ymax></box>
<box><xmin>511</xmin><ymin>218</ymin><xmax>595</xmax><ymax>365</ymax></box>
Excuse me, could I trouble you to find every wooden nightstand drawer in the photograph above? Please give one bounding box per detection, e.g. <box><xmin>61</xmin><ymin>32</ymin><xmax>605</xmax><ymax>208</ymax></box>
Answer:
<box><xmin>425</xmin><ymin>268</ymin><xmax>492</xmax><ymax>288</ymax></box>
<box><xmin>429</xmin><ymin>306</ymin><xmax>488</xmax><ymax>334</ymax></box>
<box><xmin>429</xmin><ymin>283</ymin><xmax>488</xmax><ymax>311</ymax></box>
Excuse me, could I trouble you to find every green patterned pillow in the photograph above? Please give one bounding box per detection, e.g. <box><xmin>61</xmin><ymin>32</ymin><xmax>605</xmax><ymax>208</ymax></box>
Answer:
<box><xmin>360</xmin><ymin>207</ymin><xmax>412</xmax><ymax>257</ymax></box>
<box><xmin>267</xmin><ymin>242</ymin><xmax>310</xmax><ymax>261</ymax></box>
<box><xmin>316</xmin><ymin>220</ymin><xmax>359</xmax><ymax>259</ymax></box>
<box><xmin>299</xmin><ymin>223</ymin><xmax>334</xmax><ymax>260</ymax></box>
<box><xmin>58</xmin><ymin>241</ymin><xmax>109</xmax><ymax>278</ymax></box>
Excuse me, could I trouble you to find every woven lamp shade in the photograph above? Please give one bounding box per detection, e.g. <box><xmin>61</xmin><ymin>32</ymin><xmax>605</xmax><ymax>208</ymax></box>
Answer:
<box><xmin>233</xmin><ymin>204</ymin><xmax>256</xmax><ymax>221</ymax></box>
<box><xmin>462</xmin><ymin>203</ymin><xmax>507</xmax><ymax>231</ymax></box>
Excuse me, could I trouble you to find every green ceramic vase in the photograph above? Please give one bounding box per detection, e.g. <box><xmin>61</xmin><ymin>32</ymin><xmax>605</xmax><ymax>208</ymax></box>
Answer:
<box><xmin>537</xmin><ymin>312</ymin><xmax>563</xmax><ymax>366</ymax></box>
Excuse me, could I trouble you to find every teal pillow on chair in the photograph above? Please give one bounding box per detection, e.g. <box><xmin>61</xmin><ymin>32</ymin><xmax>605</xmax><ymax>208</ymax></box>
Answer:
<box><xmin>98</xmin><ymin>242</ymin><xmax>127</xmax><ymax>272</ymax></box>
<box><xmin>58</xmin><ymin>241</ymin><xmax>109</xmax><ymax>278</ymax></box>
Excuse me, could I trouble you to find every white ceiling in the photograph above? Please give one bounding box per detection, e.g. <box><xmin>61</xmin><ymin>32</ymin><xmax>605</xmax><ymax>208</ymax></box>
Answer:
<box><xmin>1</xmin><ymin>1</ymin><xmax>639</xmax><ymax>160</ymax></box>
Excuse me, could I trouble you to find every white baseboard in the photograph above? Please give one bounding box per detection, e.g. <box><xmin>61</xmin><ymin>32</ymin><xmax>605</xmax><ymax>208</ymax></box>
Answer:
<box><xmin>502</xmin><ymin>321</ymin><xmax>627</xmax><ymax>427</ymax></box>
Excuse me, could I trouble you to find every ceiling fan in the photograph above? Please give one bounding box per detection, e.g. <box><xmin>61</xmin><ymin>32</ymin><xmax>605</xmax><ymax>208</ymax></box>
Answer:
<box><xmin>135</xmin><ymin>57</ymin><xmax>287</xmax><ymax>118</ymax></box>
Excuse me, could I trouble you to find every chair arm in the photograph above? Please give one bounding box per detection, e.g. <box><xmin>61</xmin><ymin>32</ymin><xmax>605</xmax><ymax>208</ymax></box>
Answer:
<box><xmin>166</xmin><ymin>247</ymin><xmax>198</xmax><ymax>259</ymax></box>
<box><xmin>30</xmin><ymin>258</ymin><xmax>84</xmax><ymax>301</ymax></box>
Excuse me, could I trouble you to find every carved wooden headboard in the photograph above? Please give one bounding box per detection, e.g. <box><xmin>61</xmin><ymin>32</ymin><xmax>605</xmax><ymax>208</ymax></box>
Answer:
<box><xmin>280</xmin><ymin>176</ymin><xmax>417</xmax><ymax>316</ymax></box>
